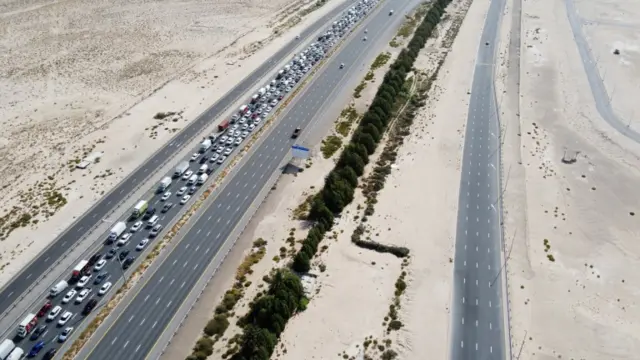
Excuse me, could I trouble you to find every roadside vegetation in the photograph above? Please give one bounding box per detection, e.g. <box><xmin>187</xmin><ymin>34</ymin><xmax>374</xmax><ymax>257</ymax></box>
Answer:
<box><xmin>320</xmin><ymin>135</ymin><xmax>343</xmax><ymax>158</ymax></box>
<box><xmin>224</xmin><ymin>0</ymin><xmax>454</xmax><ymax>358</ymax></box>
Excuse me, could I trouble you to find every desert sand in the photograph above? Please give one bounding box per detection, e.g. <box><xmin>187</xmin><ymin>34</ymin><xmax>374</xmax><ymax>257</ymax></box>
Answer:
<box><xmin>497</xmin><ymin>0</ymin><xmax>640</xmax><ymax>358</ymax></box>
<box><xmin>0</xmin><ymin>0</ymin><xmax>349</xmax><ymax>286</ymax></box>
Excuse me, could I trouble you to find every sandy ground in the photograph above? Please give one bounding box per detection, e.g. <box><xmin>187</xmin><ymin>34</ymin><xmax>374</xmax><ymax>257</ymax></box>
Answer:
<box><xmin>0</xmin><ymin>0</ymin><xmax>348</xmax><ymax>285</ymax></box>
<box><xmin>497</xmin><ymin>0</ymin><xmax>640</xmax><ymax>358</ymax></box>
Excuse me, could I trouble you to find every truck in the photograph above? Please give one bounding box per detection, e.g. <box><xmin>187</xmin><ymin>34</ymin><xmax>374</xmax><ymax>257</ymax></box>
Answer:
<box><xmin>6</xmin><ymin>348</ymin><xmax>23</xmax><ymax>360</ymax></box>
<box><xmin>71</xmin><ymin>260</ymin><xmax>90</xmax><ymax>280</ymax></box>
<box><xmin>50</xmin><ymin>280</ymin><xmax>68</xmax><ymax>297</ymax></box>
<box><xmin>157</xmin><ymin>177</ymin><xmax>172</xmax><ymax>193</ymax></box>
<box><xmin>107</xmin><ymin>221</ymin><xmax>127</xmax><ymax>243</ymax></box>
<box><xmin>250</xmin><ymin>94</ymin><xmax>259</xmax><ymax>103</ymax></box>
<box><xmin>132</xmin><ymin>200</ymin><xmax>149</xmax><ymax>218</ymax></box>
<box><xmin>238</xmin><ymin>105</ymin><xmax>248</xmax><ymax>114</ymax></box>
<box><xmin>258</xmin><ymin>87</ymin><xmax>266</xmax><ymax>96</ymax></box>
<box><xmin>0</xmin><ymin>339</ymin><xmax>15</xmax><ymax>360</ymax></box>
<box><xmin>199</xmin><ymin>139</ymin><xmax>212</xmax><ymax>153</ymax></box>
<box><xmin>197</xmin><ymin>174</ymin><xmax>208</xmax><ymax>185</ymax></box>
<box><xmin>16</xmin><ymin>314</ymin><xmax>37</xmax><ymax>338</ymax></box>
<box><xmin>174</xmin><ymin>161</ymin><xmax>189</xmax><ymax>178</ymax></box>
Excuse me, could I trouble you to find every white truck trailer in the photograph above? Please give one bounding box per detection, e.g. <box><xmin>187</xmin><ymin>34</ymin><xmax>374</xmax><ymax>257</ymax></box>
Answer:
<box><xmin>6</xmin><ymin>347</ymin><xmax>23</xmax><ymax>360</ymax></box>
<box><xmin>157</xmin><ymin>177</ymin><xmax>172</xmax><ymax>193</ymax></box>
<box><xmin>107</xmin><ymin>221</ymin><xmax>127</xmax><ymax>242</ymax></box>
<box><xmin>199</xmin><ymin>139</ymin><xmax>212</xmax><ymax>153</ymax></box>
<box><xmin>0</xmin><ymin>339</ymin><xmax>15</xmax><ymax>360</ymax></box>
<box><xmin>174</xmin><ymin>161</ymin><xmax>189</xmax><ymax>178</ymax></box>
<box><xmin>132</xmin><ymin>200</ymin><xmax>149</xmax><ymax>218</ymax></box>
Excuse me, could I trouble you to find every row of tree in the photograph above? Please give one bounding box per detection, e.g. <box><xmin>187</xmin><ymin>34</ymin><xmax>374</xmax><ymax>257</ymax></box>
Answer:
<box><xmin>229</xmin><ymin>1</ymin><xmax>452</xmax><ymax>358</ymax></box>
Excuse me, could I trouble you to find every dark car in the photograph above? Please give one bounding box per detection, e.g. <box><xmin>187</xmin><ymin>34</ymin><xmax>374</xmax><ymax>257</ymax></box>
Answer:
<box><xmin>206</xmin><ymin>167</ymin><xmax>214</xmax><ymax>175</ymax></box>
<box><xmin>37</xmin><ymin>301</ymin><xmax>52</xmax><ymax>317</ymax></box>
<box><xmin>122</xmin><ymin>257</ymin><xmax>135</xmax><ymax>270</ymax></box>
<box><xmin>82</xmin><ymin>298</ymin><xmax>98</xmax><ymax>315</ymax></box>
<box><xmin>30</xmin><ymin>324</ymin><xmax>47</xmax><ymax>340</ymax></box>
<box><xmin>88</xmin><ymin>252</ymin><xmax>102</xmax><ymax>266</ymax></box>
<box><xmin>105</xmin><ymin>248</ymin><xmax>117</xmax><ymax>259</ymax></box>
<box><xmin>199</xmin><ymin>156</ymin><xmax>208</xmax><ymax>164</ymax></box>
<box><xmin>291</xmin><ymin>127</ymin><xmax>301</xmax><ymax>138</ymax></box>
<box><xmin>161</xmin><ymin>203</ymin><xmax>174</xmax><ymax>213</ymax></box>
<box><xmin>119</xmin><ymin>249</ymin><xmax>130</xmax><ymax>261</ymax></box>
<box><xmin>29</xmin><ymin>341</ymin><xmax>46</xmax><ymax>357</ymax></box>
<box><xmin>94</xmin><ymin>272</ymin><xmax>108</xmax><ymax>285</ymax></box>
<box><xmin>43</xmin><ymin>348</ymin><xmax>57</xmax><ymax>360</ymax></box>
<box><xmin>142</xmin><ymin>207</ymin><xmax>156</xmax><ymax>220</ymax></box>
<box><xmin>188</xmin><ymin>186</ymin><xmax>197</xmax><ymax>195</ymax></box>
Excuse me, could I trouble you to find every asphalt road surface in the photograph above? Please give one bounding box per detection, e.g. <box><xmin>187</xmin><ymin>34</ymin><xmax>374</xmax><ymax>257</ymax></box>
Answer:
<box><xmin>451</xmin><ymin>0</ymin><xmax>508</xmax><ymax>358</ymax></box>
<box><xmin>83</xmin><ymin>1</ymin><xmax>418</xmax><ymax>359</ymax></box>
<box><xmin>0</xmin><ymin>0</ymin><xmax>369</xmax><ymax>316</ymax></box>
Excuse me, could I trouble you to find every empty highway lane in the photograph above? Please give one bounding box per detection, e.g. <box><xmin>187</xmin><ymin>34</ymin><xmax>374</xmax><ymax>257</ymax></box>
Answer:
<box><xmin>81</xmin><ymin>0</ymin><xmax>420</xmax><ymax>359</ymax></box>
<box><xmin>451</xmin><ymin>0</ymin><xmax>508</xmax><ymax>358</ymax></box>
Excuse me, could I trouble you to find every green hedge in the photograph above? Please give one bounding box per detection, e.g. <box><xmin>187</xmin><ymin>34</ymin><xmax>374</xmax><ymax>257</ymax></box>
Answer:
<box><xmin>230</xmin><ymin>1</ymin><xmax>452</xmax><ymax>358</ymax></box>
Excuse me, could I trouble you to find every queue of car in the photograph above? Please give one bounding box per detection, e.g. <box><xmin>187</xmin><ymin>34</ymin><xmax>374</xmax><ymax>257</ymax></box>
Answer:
<box><xmin>1</xmin><ymin>1</ymin><xmax>378</xmax><ymax>358</ymax></box>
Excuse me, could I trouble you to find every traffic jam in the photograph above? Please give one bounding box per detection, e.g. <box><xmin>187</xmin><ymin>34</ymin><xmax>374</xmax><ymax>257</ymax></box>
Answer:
<box><xmin>0</xmin><ymin>1</ymin><xmax>376</xmax><ymax>359</ymax></box>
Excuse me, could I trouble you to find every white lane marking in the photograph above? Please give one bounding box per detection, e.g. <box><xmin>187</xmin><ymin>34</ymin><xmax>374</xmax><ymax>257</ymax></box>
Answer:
<box><xmin>124</xmin><ymin>340</ymin><xmax>129</xmax><ymax>348</ymax></box>
<box><xmin>144</xmin><ymin>295</ymin><xmax>150</xmax><ymax>302</ymax></box>
<box><xmin>128</xmin><ymin>315</ymin><xmax>134</xmax><ymax>323</ymax></box>
<box><xmin>140</xmin><ymin>318</ymin><xmax>146</xmax><ymax>326</ymax></box>
<box><xmin>152</xmin><ymin>320</ymin><xmax>158</xmax><ymax>329</ymax></box>
<box><xmin>112</xmin><ymin>337</ymin><xmax>118</xmax><ymax>345</ymax></box>
<box><xmin>166</xmin><ymin>300</ymin><xmax>172</xmax><ymax>308</ymax></box>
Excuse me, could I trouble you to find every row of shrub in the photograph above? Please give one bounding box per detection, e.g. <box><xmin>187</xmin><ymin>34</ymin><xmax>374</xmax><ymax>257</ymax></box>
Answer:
<box><xmin>229</xmin><ymin>1</ymin><xmax>453</xmax><ymax>359</ymax></box>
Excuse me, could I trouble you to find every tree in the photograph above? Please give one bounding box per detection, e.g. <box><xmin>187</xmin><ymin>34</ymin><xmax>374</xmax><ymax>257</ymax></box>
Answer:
<box><xmin>337</xmin><ymin>147</ymin><xmax>366</xmax><ymax>175</ymax></box>
<box><xmin>307</xmin><ymin>197</ymin><xmax>334</xmax><ymax>227</ymax></box>
<box><xmin>337</xmin><ymin>166</ymin><xmax>358</xmax><ymax>188</ymax></box>
<box><xmin>353</xmin><ymin>131</ymin><xmax>376</xmax><ymax>155</ymax></box>
<box><xmin>292</xmin><ymin>251</ymin><xmax>311</xmax><ymax>273</ymax></box>
<box><xmin>363</xmin><ymin>123</ymin><xmax>381</xmax><ymax>143</ymax></box>
<box><xmin>232</xmin><ymin>324</ymin><xmax>277</xmax><ymax>360</ymax></box>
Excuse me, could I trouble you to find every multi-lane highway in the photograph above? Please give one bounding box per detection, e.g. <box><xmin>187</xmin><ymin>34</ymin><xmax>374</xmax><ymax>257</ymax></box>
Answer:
<box><xmin>0</xmin><ymin>0</ymin><xmax>370</xmax><ymax>316</ymax></box>
<box><xmin>451</xmin><ymin>0</ymin><xmax>508</xmax><ymax>358</ymax></box>
<box><xmin>81</xmin><ymin>0</ymin><xmax>421</xmax><ymax>359</ymax></box>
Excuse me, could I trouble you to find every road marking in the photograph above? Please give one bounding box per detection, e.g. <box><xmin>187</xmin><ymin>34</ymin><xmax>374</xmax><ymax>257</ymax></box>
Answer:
<box><xmin>159</xmin><ymin>276</ymin><xmax>164</xmax><ymax>283</ymax></box>
<box><xmin>128</xmin><ymin>315</ymin><xmax>134</xmax><ymax>323</ymax></box>
<box><xmin>462</xmin><ymin>317</ymin><xmax>464</xmax><ymax>324</ymax></box>
<box><xmin>172</xmin><ymin>259</ymin><xmax>177</xmax><ymax>266</ymax></box>
<box><xmin>170</xmin><ymin>278</ymin><xmax>176</xmax><ymax>286</ymax></box>
<box><xmin>183</xmin><ymin>261</ymin><xmax>188</xmax><ymax>268</ymax></box>
<box><xmin>185</xmin><ymin>243</ymin><xmax>190</xmax><ymax>249</ymax></box>
<box><xmin>476</xmin><ymin>298</ymin><xmax>478</xmax><ymax>305</ymax></box>
<box><xmin>206</xmin><ymin>247</ymin><xmax>210</xmax><ymax>253</ymax></box>
<box><xmin>124</xmin><ymin>340</ymin><xmax>129</xmax><ymax>348</ymax></box>
<box><xmin>144</xmin><ymin>295</ymin><xmax>150</xmax><ymax>302</ymax></box>
<box><xmin>181</xmin><ymin>281</ymin><xmax>186</xmax><ymax>288</ymax></box>
<box><xmin>490</xmin><ymin>322</ymin><xmax>492</xmax><ymax>330</ymax></box>
<box><xmin>462</xmin><ymin>297</ymin><xmax>465</xmax><ymax>304</ymax></box>
<box><xmin>194</xmin><ymin>264</ymin><xmax>199</xmax><ymax>270</ymax></box>
<box><xmin>489</xmin><ymin>301</ymin><xmax>492</xmax><ymax>307</ymax></box>
<box><xmin>152</xmin><ymin>320</ymin><xmax>158</xmax><ymax>329</ymax></box>
<box><xmin>112</xmin><ymin>337</ymin><xmax>118</xmax><ymax>345</ymax></box>
<box><xmin>167</xmin><ymin>300</ymin><xmax>172</xmax><ymax>308</ymax></box>
<box><xmin>476</xmin><ymin>262</ymin><xmax>478</xmax><ymax>268</ymax></box>
<box><xmin>491</xmin><ymin>346</ymin><xmax>493</xmax><ymax>353</ymax></box>
<box><xmin>44</xmin><ymin>257</ymin><xmax>49</xmax><ymax>262</ymax></box>
<box><xmin>476</xmin><ymin>280</ymin><xmax>478</xmax><ymax>286</ymax></box>
<box><xmin>156</xmin><ymin>298</ymin><xmax>160</xmax><ymax>305</ymax></box>
<box><xmin>461</xmin><ymin>341</ymin><xmax>464</xmax><ymax>348</ymax></box>
<box><xmin>463</xmin><ymin>278</ymin><xmax>466</xmax><ymax>284</ymax></box>
<box><xmin>475</xmin><ymin>343</ymin><xmax>478</xmax><ymax>351</ymax></box>
<box><xmin>136</xmin><ymin>344</ymin><xmax>141</xmax><ymax>353</ymax></box>
<box><xmin>476</xmin><ymin>320</ymin><xmax>478</xmax><ymax>327</ymax></box>
<box><xmin>140</xmin><ymin>318</ymin><xmax>145</xmax><ymax>326</ymax></box>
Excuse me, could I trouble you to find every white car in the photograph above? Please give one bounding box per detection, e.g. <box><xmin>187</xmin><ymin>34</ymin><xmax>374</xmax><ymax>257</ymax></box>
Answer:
<box><xmin>77</xmin><ymin>275</ymin><xmax>91</xmax><ymax>288</ymax></box>
<box><xmin>233</xmin><ymin>130</ymin><xmax>241</xmax><ymax>138</ymax></box>
<box><xmin>161</xmin><ymin>191</ymin><xmax>171</xmax><ymax>201</ymax></box>
<box><xmin>219</xmin><ymin>135</ymin><xmax>228</xmax><ymax>144</ymax></box>
<box><xmin>241</xmin><ymin>131</ymin><xmax>249</xmax><ymax>138</ymax></box>
<box><xmin>93</xmin><ymin>259</ymin><xmax>107</xmax><ymax>271</ymax></box>
<box><xmin>190</xmin><ymin>153</ymin><xmax>199</xmax><ymax>162</ymax></box>
<box><xmin>249</xmin><ymin>124</ymin><xmax>256</xmax><ymax>132</ymax></box>
<box><xmin>75</xmin><ymin>288</ymin><xmax>92</xmax><ymax>303</ymax></box>
<box><xmin>224</xmin><ymin>147</ymin><xmax>233</xmax><ymax>156</ymax></box>
<box><xmin>216</xmin><ymin>146</ymin><xmax>224</xmax><ymax>154</ymax></box>
<box><xmin>117</xmin><ymin>233</ymin><xmax>132</xmax><ymax>246</ymax></box>
<box><xmin>130</xmin><ymin>221</ymin><xmax>143</xmax><ymax>232</ymax></box>
<box><xmin>266</xmin><ymin>106</ymin><xmax>273</xmax><ymax>113</ymax></box>
<box><xmin>210</xmin><ymin>153</ymin><xmax>220</xmax><ymax>162</ymax></box>
<box><xmin>217</xmin><ymin>155</ymin><xmax>227</xmax><ymax>164</ymax></box>
<box><xmin>177</xmin><ymin>186</ymin><xmax>188</xmax><ymax>196</ymax></box>
<box><xmin>58</xmin><ymin>327</ymin><xmax>74</xmax><ymax>342</ymax></box>
<box><xmin>47</xmin><ymin>306</ymin><xmax>62</xmax><ymax>321</ymax></box>
<box><xmin>58</xmin><ymin>311</ymin><xmax>73</xmax><ymax>326</ymax></box>
<box><xmin>181</xmin><ymin>170</ymin><xmax>193</xmax><ymax>180</ymax></box>
<box><xmin>99</xmin><ymin>282</ymin><xmax>112</xmax><ymax>296</ymax></box>
<box><xmin>231</xmin><ymin>124</ymin><xmax>239</xmax><ymax>131</ymax></box>
<box><xmin>234</xmin><ymin>137</ymin><xmax>242</xmax><ymax>146</ymax></box>
<box><xmin>241</xmin><ymin>124</ymin><xmax>248</xmax><ymax>131</ymax></box>
<box><xmin>61</xmin><ymin>290</ymin><xmax>76</xmax><ymax>304</ymax></box>
<box><xmin>180</xmin><ymin>195</ymin><xmax>191</xmax><ymax>205</ymax></box>
<box><xmin>226</xmin><ymin>137</ymin><xmax>234</xmax><ymax>146</ymax></box>
<box><xmin>136</xmin><ymin>238</ymin><xmax>149</xmax><ymax>251</ymax></box>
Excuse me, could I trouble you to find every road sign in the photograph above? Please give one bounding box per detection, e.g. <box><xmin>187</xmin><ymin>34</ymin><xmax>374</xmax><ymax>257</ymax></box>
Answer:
<box><xmin>291</xmin><ymin>144</ymin><xmax>310</xmax><ymax>159</ymax></box>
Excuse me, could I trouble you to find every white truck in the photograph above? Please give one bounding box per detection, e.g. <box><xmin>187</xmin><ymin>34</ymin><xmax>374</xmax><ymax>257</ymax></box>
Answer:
<box><xmin>197</xmin><ymin>174</ymin><xmax>208</xmax><ymax>185</ymax></box>
<box><xmin>16</xmin><ymin>313</ymin><xmax>37</xmax><ymax>338</ymax></box>
<box><xmin>6</xmin><ymin>348</ymin><xmax>23</xmax><ymax>360</ymax></box>
<box><xmin>107</xmin><ymin>221</ymin><xmax>127</xmax><ymax>243</ymax></box>
<box><xmin>157</xmin><ymin>177</ymin><xmax>172</xmax><ymax>193</ymax></box>
<box><xmin>50</xmin><ymin>280</ymin><xmax>68</xmax><ymax>297</ymax></box>
<box><xmin>132</xmin><ymin>200</ymin><xmax>149</xmax><ymax>218</ymax></box>
<box><xmin>174</xmin><ymin>161</ymin><xmax>189</xmax><ymax>178</ymax></box>
<box><xmin>199</xmin><ymin>139</ymin><xmax>212</xmax><ymax>153</ymax></box>
<box><xmin>0</xmin><ymin>339</ymin><xmax>15</xmax><ymax>360</ymax></box>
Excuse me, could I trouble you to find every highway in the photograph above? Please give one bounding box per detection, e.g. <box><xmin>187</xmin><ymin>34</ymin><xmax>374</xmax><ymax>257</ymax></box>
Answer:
<box><xmin>451</xmin><ymin>0</ymin><xmax>508</xmax><ymax>358</ymax></box>
<box><xmin>0</xmin><ymin>0</ymin><xmax>370</xmax><ymax>316</ymax></box>
<box><xmin>82</xmin><ymin>0</ymin><xmax>420</xmax><ymax>359</ymax></box>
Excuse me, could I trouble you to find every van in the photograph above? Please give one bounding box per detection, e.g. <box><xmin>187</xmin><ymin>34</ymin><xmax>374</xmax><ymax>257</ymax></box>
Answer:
<box><xmin>197</xmin><ymin>174</ymin><xmax>208</xmax><ymax>185</ymax></box>
<box><xmin>198</xmin><ymin>164</ymin><xmax>208</xmax><ymax>174</ymax></box>
<box><xmin>251</xmin><ymin>94</ymin><xmax>259</xmax><ymax>103</ymax></box>
<box><xmin>187</xmin><ymin>175</ymin><xmax>198</xmax><ymax>185</ymax></box>
<box><xmin>50</xmin><ymin>280</ymin><xmax>68</xmax><ymax>297</ymax></box>
<box><xmin>146</xmin><ymin>215</ymin><xmax>159</xmax><ymax>228</ymax></box>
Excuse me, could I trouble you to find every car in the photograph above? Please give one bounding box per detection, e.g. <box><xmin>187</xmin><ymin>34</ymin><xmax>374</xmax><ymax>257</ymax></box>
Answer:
<box><xmin>58</xmin><ymin>311</ymin><xmax>73</xmax><ymax>326</ymax></box>
<box><xmin>176</xmin><ymin>186</ymin><xmax>188</xmax><ymax>196</ymax></box>
<box><xmin>162</xmin><ymin>202</ymin><xmax>174</xmax><ymax>213</ymax></box>
<box><xmin>62</xmin><ymin>290</ymin><xmax>77</xmax><ymax>304</ymax></box>
<box><xmin>182</xmin><ymin>170</ymin><xmax>194</xmax><ymax>180</ymax></box>
<box><xmin>88</xmin><ymin>253</ymin><xmax>102</xmax><ymax>266</ymax></box>
<box><xmin>94</xmin><ymin>272</ymin><xmax>108</xmax><ymax>285</ymax></box>
<box><xmin>77</xmin><ymin>275</ymin><xmax>91</xmax><ymax>288</ymax></box>
<box><xmin>143</xmin><ymin>207</ymin><xmax>156</xmax><ymax>220</ymax></box>
<box><xmin>241</xmin><ymin>131</ymin><xmax>249</xmax><ymax>138</ymax></box>
<box><xmin>136</xmin><ymin>238</ymin><xmax>149</xmax><ymax>251</ymax></box>
<box><xmin>226</xmin><ymin>137</ymin><xmax>234</xmax><ymax>145</ymax></box>
<box><xmin>58</xmin><ymin>326</ymin><xmax>74</xmax><ymax>342</ymax></box>
<box><xmin>119</xmin><ymin>249</ymin><xmax>130</xmax><ymax>261</ymax></box>
<box><xmin>199</xmin><ymin>156</ymin><xmax>208</xmax><ymax>164</ymax></box>
<box><xmin>117</xmin><ymin>232</ymin><xmax>131</xmax><ymax>246</ymax></box>
<box><xmin>219</xmin><ymin>135</ymin><xmax>228</xmax><ymax>144</ymax></box>
<box><xmin>266</xmin><ymin>106</ymin><xmax>273</xmax><ymax>112</ymax></box>
<box><xmin>190</xmin><ymin>153</ymin><xmax>199</xmax><ymax>162</ymax></box>
<box><xmin>363</xmin><ymin>36</ymin><xmax>367</xmax><ymax>41</ymax></box>
<box><xmin>210</xmin><ymin>153</ymin><xmax>220</xmax><ymax>162</ymax></box>
<box><xmin>278</xmin><ymin>95</ymin><xmax>284</xmax><ymax>100</ymax></box>
<box><xmin>234</xmin><ymin>137</ymin><xmax>242</xmax><ymax>146</ymax></box>
<box><xmin>105</xmin><ymin>248</ymin><xmax>117</xmax><ymax>259</ymax></box>
<box><xmin>224</xmin><ymin>147</ymin><xmax>233</xmax><ymax>156</ymax></box>
<box><xmin>47</xmin><ymin>306</ymin><xmax>62</xmax><ymax>321</ymax></box>
<box><xmin>233</xmin><ymin>130</ymin><xmax>241</xmax><ymax>137</ymax></box>
<box><xmin>296</xmin><ymin>35</ymin><xmax>300</xmax><ymax>39</ymax></box>
<box><xmin>249</xmin><ymin>124</ymin><xmax>255</xmax><ymax>132</ymax></box>
<box><xmin>82</xmin><ymin>298</ymin><xmax>98</xmax><ymax>315</ymax></box>
<box><xmin>99</xmin><ymin>282</ymin><xmax>112</xmax><ymax>296</ymax></box>
<box><xmin>30</xmin><ymin>324</ymin><xmax>47</xmax><ymax>340</ymax></box>
<box><xmin>231</xmin><ymin>124</ymin><xmax>239</xmax><ymax>131</ymax></box>
<box><xmin>123</xmin><ymin>256</ymin><xmax>135</xmax><ymax>270</ymax></box>
<box><xmin>286</xmin><ymin>86</ymin><xmax>292</xmax><ymax>93</ymax></box>
<box><xmin>206</xmin><ymin>167</ymin><xmax>214</xmax><ymax>175</ymax></box>
<box><xmin>256</xmin><ymin>108</ymin><xmax>263</xmax><ymax>115</ymax></box>
<box><xmin>270</xmin><ymin>99</ymin><xmax>278</xmax><ymax>106</ymax></box>
<box><xmin>188</xmin><ymin>186</ymin><xmax>198</xmax><ymax>195</ymax></box>
<box><xmin>130</xmin><ymin>221</ymin><xmax>143</xmax><ymax>232</ymax></box>
<box><xmin>37</xmin><ymin>302</ymin><xmax>52</xmax><ymax>317</ymax></box>
<box><xmin>75</xmin><ymin>288</ymin><xmax>92</xmax><ymax>303</ymax></box>
<box><xmin>340</xmin><ymin>63</ymin><xmax>344</xmax><ymax>69</ymax></box>
<box><xmin>93</xmin><ymin>259</ymin><xmax>107</xmax><ymax>271</ymax></box>
<box><xmin>231</xmin><ymin>114</ymin><xmax>239</xmax><ymax>122</ymax></box>
<box><xmin>180</xmin><ymin>195</ymin><xmax>191</xmax><ymax>205</ymax></box>
<box><xmin>43</xmin><ymin>348</ymin><xmax>57</xmax><ymax>360</ymax></box>
<box><xmin>150</xmin><ymin>224</ymin><xmax>163</xmax><ymax>237</ymax></box>
<box><xmin>292</xmin><ymin>127</ymin><xmax>301</xmax><ymax>138</ymax></box>
<box><xmin>161</xmin><ymin>191</ymin><xmax>171</xmax><ymax>201</ymax></box>
<box><xmin>216</xmin><ymin>145</ymin><xmax>224</xmax><ymax>154</ymax></box>
<box><xmin>28</xmin><ymin>341</ymin><xmax>46</xmax><ymax>357</ymax></box>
